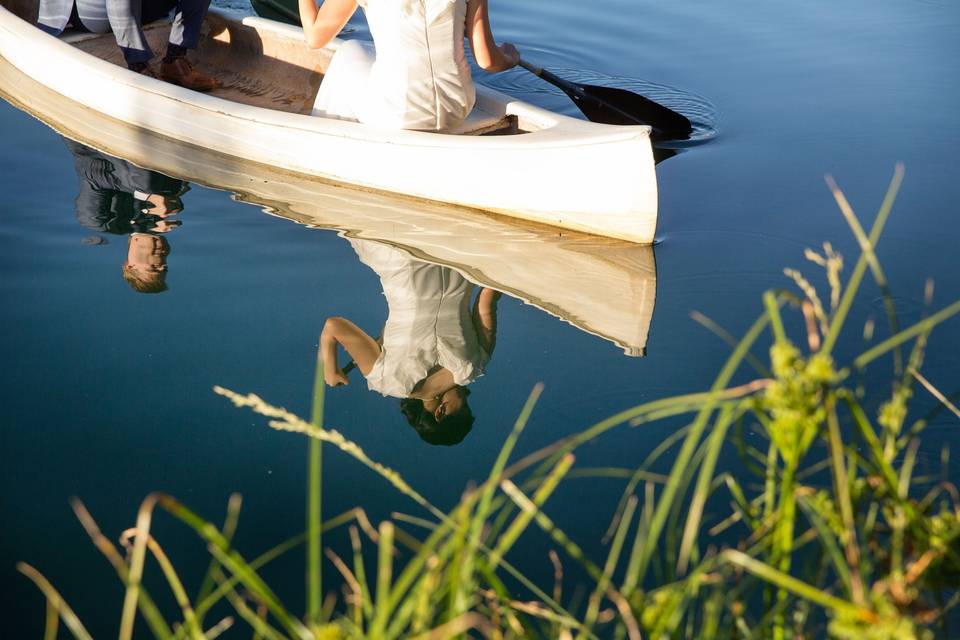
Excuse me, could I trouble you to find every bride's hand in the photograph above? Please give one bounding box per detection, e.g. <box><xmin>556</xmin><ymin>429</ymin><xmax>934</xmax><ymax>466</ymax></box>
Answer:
<box><xmin>498</xmin><ymin>42</ymin><xmax>520</xmax><ymax>69</ymax></box>
<box><xmin>325</xmin><ymin>370</ymin><xmax>350</xmax><ymax>387</ymax></box>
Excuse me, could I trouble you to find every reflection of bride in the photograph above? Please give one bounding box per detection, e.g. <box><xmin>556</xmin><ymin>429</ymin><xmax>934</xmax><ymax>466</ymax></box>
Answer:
<box><xmin>321</xmin><ymin>239</ymin><xmax>500</xmax><ymax>446</ymax></box>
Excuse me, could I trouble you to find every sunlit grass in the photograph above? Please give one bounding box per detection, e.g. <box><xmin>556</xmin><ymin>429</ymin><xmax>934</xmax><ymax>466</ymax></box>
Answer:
<box><xmin>19</xmin><ymin>166</ymin><xmax>960</xmax><ymax>638</ymax></box>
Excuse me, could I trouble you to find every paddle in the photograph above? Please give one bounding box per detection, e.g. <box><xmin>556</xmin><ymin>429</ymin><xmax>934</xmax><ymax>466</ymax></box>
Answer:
<box><xmin>518</xmin><ymin>59</ymin><xmax>692</xmax><ymax>141</ymax></box>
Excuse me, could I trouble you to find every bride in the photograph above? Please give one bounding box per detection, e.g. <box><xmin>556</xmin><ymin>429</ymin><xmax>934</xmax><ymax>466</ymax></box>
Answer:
<box><xmin>298</xmin><ymin>0</ymin><xmax>519</xmax><ymax>132</ymax></box>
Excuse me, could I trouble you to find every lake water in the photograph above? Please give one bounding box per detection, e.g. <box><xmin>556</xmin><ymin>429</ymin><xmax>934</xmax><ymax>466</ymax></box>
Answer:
<box><xmin>2</xmin><ymin>0</ymin><xmax>959</xmax><ymax>634</ymax></box>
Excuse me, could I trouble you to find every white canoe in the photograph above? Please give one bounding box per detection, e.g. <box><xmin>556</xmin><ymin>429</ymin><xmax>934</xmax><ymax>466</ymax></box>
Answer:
<box><xmin>0</xmin><ymin>51</ymin><xmax>657</xmax><ymax>354</ymax></box>
<box><xmin>0</xmin><ymin>0</ymin><xmax>659</xmax><ymax>243</ymax></box>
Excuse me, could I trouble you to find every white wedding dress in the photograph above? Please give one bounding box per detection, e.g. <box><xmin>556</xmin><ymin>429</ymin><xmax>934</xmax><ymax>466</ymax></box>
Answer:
<box><xmin>312</xmin><ymin>0</ymin><xmax>477</xmax><ymax>132</ymax></box>
<box><xmin>348</xmin><ymin>239</ymin><xmax>489</xmax><ymax>399</ymax></box>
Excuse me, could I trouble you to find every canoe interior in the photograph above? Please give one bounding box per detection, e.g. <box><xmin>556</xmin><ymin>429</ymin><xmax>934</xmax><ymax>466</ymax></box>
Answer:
<box><xmin>5</xmin><ymin>0</ymin><xmax>35</xmax><ymax>21</ymax></box>
<box><xmin>74</xmin><ymin>12</ymin><xmax>333</xmax><ymax>116</ymax></box>
<box><xmin>3</xmin><ymin>0</ymin><xmax>519</xmax><ymax>133</ymax></box>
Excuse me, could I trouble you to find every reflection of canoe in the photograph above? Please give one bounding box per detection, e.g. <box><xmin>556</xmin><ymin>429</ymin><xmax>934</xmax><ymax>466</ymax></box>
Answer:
<box><xmin>0</xmin><ymin>1</ymin><xmax>658</xmax><ymax>243</ymax></box>
<box><xmin>0</xmin><ymin>52</ymin><xmax>657</xmax><ymax>354</ymax></box>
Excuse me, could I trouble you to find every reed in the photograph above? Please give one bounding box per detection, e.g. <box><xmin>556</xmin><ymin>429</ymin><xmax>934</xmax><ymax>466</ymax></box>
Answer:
<box><xmin>19</xmin><ymin>167</ymin><xmax>960</xmax><ymax>638</ymax></box>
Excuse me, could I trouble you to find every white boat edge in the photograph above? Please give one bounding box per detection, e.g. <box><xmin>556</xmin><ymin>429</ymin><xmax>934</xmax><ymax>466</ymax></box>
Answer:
<box><xmin>0</xmin><ymin>3</ymin><xmax>659</xmax><ymax>243</ymax></box>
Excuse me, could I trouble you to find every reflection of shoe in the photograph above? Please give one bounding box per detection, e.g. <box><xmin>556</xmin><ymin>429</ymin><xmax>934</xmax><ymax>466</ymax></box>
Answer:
<box><xmin>160</xmin><ymin>57</ymin><xmax>217</xmax><ymax>92</ymax></box>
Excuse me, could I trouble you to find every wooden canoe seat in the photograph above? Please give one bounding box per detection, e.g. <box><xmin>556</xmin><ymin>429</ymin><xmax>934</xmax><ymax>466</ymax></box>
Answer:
<box><xmin>448</xmin><ymin>105</ymin><xmax>511</xmax><ymax>136</ymax></box>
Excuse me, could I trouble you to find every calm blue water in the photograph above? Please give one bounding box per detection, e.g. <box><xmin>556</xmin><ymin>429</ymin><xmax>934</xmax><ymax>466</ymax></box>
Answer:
<box><xmin>2</xmin><ymin>0</ymin><xmax>959</xmax><ymax>634</ymax></box>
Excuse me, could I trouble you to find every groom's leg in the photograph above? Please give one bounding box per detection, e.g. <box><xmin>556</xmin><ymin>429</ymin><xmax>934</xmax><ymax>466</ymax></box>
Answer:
<box><xmin>158</xmin><ymin>0</ymin><xmax>216</xmax><ymax>91</ymax></box>
<box><xmin>85</xmin><ymin>0</ymin><xmax>154</xmax><ymax>66</ymax></box>
<box><xmin>166</xmin><ymin>0</ymin><xmax>210</xmax><ymax>51</ymax></box>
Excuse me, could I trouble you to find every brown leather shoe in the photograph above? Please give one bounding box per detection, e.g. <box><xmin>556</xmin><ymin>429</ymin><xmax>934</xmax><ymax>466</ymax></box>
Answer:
<box><xmin>129</xmin><ymin>63</ymin><xmax>159</xmax><ymax>79</ymax></box>
<box><xmin>160</xmin><ymin>57</ymin><xmax>218</xmax><ymax>92</ymax></box>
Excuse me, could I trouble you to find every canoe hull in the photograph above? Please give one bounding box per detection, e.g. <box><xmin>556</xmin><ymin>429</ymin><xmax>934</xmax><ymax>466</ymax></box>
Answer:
<box><xmin>0</xmin><ymin>5</ymin><xmax>659</xmax><ymax>242</ymax></box>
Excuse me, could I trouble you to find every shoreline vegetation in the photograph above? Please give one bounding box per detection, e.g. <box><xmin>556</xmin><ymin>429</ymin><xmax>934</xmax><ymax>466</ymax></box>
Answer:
<box><xmin>20</xmin><ymin>165</ymin><xmax>960</xmax><ymax>638</ymax></box>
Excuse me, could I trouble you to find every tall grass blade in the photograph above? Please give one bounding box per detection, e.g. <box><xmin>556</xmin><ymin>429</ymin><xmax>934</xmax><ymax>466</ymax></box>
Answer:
<box><xmin>119</xmin><ymin>493</ymin><xmax>160</xmax><ymax>640</ymax></box>
<box><xmin>500</xmin><ymin>479</ymin><xmax>605</xmax><ymax>586</ymax></box>
<box><xmin>203</xmin><ymin>616</ymin><xmax>234</xmax><ymax>639</ymax></box>
<box><xmin>211</xmin><ymin>568</ymin><xmax>288</xmax><ymax>640</ymax></box>
<box><xmin>195</xmin><ymin>493</ymin><xmax>242</xmax><ymax>627</ymax></box>
<box><xmin>120</xmin><ymin>530</ymin><xmax>203</xmax><ymax>640</ymax></box>
<box><xmin>604</xmin><ymin>424</ymin><xmax>693</xmax><ymax>543</ymax></box>
<box><xmin>822</xmin><ymin>164</ymin><xmax>904</xmax><ymax>355</ymax></box>
<box><xmin>691</xmin><ymin>310</ymin><xmax>772</xmax><ymax>377</ymax></box>
<box><xmin>308</xmin><ymin>346</ymin><xmax>326</xmax><ymax>626</ymax></box>
<box><xmin>720</xmin><ymin>551</ymin><xmax>873</xmax><ymax>622</ymax></box>
<box><xmin>204</xmin><ymin>543</ymin><xmax>310</xmax><ymax>639</ymax></box>
<box><xmin>677</xmin><ymin>402</ymin><xmax>741</xmax><ymax>576</ymax></box>
<box><xmin>795</xmin><ymin>495</ymin><xmax>853</xmax><ymax>598</ymax></box>
<box><xmin>838</xmin><ymin>391</ymin><xmax>904</xmax><ymax>495</ymax></box>
<box><xmin>458</xmin><ymin>384</ymin><xmax>543</xmax><ymax>614</ymax></box>
<box><xmin>408</xmin><ymin>613</ymin><xmax>492</xmax><ymax>640</ymax></box>
<box><xmin>17</xmin><ymin>563</ymin><xmax>93</xmax><ymax>640</ymax></box>
<box><xmin>764</xmin><ymin>291</ymin><xmax>787</xmax><ymax>344</ymax></box>
<box><xmin>911</xmin><ymin>369</ymin><xmax>960</xmax><ymax>419</ymax></box>
<box><xmin>44</xmin><ymin>598</ymin><xmax>59</xmax><ymax>640</ymax></box>
<box><xmin>490</xmin><ymin>453</ymin><xmax>574</xmax><ymax>569</ymax></box>
<box><xmin>853</xmin><ymin>299</ymin><xmax>960</xmax><ymax>370</ymax></box>
<box><xmin>826</xmin><ymin>174</ymin><xmax>903</xmax><ymax>373</ymax></box>
<box><xmin>69</xmin><ymin>499</ymin><xmax>172</xmax><ymax>639</ymax></box>
<box><xmin>627</xmin><ymin>310</ymin><xmax>772</xmax><ymax>593</ymax></box>
<box><xmin>370</xmin><ymin>520</ymin><xmax>395</xmax><ymax>637</ymax></box>
<box><xmin>324</xmin><ymin>546</ymin><xmax>363</xmax><ymax>627</ymax></box>
<box><xmin>825</xmin><ymin>395</ymin><xmax>865</xmax><ymax>604</ymax></box>
<box><xmin>349</xmin><ymin>526</ymin><xmax>374</xmax><ymax>622</ymax></box>
<box><xmin>196</xmin><ymin>533</ymin><xmax>304</xmax><ymax>619</ymax></box>
<box><xmin>580</xmin><ymin>496</ymin><xmax>637</xmax><ymax>638</ymax></box>
<box><xmin>157</xmin><ymin>495</ymin><xmax>311</xmax><ymax>639</ymax></box>
<box><xmin>664</xmin><ymin>428</ymin><xmax>716</xmax><ymax>579</ymax></box>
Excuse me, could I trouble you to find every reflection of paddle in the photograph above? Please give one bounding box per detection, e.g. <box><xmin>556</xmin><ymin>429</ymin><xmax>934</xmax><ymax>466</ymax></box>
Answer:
<box><xmin>519</xmin><ymin>59</ymin><xmax>692</xmax><ymax>141</ymax></box>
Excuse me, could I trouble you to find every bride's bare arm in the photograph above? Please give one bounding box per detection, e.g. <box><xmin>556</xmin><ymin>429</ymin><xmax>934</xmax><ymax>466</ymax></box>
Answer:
<box><xmin>471</xmin><ymin>288</ymin><xmax>502</xmax><ymax>355</ymax></box>
<box><xmin>300</xmin><ymin>0</ymin><xmax>358</xmax><ymax>49</ymax></box>
<box><xmin>466</xmin><ymin>0</ymin><xmax>519</xmax><ymax>72</ymax></box>
<box><xmin>320</xmin><ymin>316</ymin><xmax>381</xmax><ymax>386</ymax></box>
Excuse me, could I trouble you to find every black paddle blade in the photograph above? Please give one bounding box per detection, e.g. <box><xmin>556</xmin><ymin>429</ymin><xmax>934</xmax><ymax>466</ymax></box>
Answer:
<box><xmin>573</xmin><ymin>84</ymin><xmax>692</xmax><ymax>140</ymax></box>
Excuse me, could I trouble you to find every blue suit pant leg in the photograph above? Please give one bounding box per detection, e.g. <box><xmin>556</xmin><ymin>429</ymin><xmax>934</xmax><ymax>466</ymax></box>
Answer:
<box><xmin>75</xmin><ymin>0</ymin><xmax>206</xmax><ymax>65</ymax></box>
<box><xmin>164</xmin><ymin>0</ymin><xmax>211</xmax><ymax>49</ymax></box>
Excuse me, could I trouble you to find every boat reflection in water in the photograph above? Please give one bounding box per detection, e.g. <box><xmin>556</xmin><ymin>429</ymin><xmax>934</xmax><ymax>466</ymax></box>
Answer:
<box><xmin>64</xmin><ymin>138</ymin><xmax>189</xmax><ymax>294</ymax></box>
<box><xmin>56</xmin><ymin>133</ymin><xmax>658</xmax><ymax>447</ymax></box>
<box><xmin>3</xmin><ymin>52</ymin><xmax>658</xmax><ymax>354</ymax></box>
<box><xmin>259</xmin><ymin>190</ymin><xmax>657</xmax><ymax>358</ymax></box>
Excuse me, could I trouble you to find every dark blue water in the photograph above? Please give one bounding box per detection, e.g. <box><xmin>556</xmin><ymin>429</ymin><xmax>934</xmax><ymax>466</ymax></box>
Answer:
<box><xmin>2</xmin><ymin>0</ymin><xmax>959</xmax><ymax>634</ymax></box>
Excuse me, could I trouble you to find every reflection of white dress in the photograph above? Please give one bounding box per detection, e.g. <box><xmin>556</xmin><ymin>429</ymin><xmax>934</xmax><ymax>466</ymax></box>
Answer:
<box><xmin>312</xmin><ymin>0</ymin><xmax>476</xmax><ymax>131</ymax></box>
<box><xmin>349</xmin><ymin>239</ymin><xmax>489</xmax><ymax>398</ymax></box>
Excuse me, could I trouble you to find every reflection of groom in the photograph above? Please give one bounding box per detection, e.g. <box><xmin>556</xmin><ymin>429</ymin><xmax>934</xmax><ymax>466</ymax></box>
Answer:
<box><xmin>65</xmin><ymin>138</ymin><xmax>186</xmax><ymax>294</ymax></box>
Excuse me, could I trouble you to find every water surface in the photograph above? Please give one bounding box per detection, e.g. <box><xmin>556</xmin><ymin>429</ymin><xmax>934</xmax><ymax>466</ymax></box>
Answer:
<box><xmin>2</xmin><ymin>0</ymin><xmax>959</xmax><ymax>633</ymax></box>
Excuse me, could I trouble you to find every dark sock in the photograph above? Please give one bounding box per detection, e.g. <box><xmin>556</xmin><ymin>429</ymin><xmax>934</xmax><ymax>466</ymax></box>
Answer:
<box><xmin>163</xmin><ymin>44</ymin><xmax>187</xmax><ymax>64</ymax></box>
<box><xmin>128</xmin><ymin>61</ymin><xmax>149</xmax><ymax>72</ymax></box>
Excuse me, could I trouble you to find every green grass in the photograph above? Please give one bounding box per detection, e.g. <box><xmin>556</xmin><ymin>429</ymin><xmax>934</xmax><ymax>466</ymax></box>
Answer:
<box><xmin>20</xmin><ymin>166</ymin><xmax>960</xmax><ymax>638</ymax></box>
